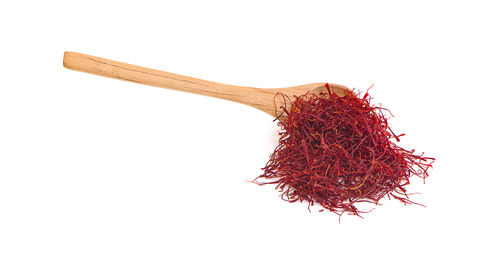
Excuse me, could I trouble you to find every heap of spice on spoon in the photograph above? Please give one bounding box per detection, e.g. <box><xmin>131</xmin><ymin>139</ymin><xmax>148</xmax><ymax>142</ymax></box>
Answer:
<box><xmin>63</xmin><ymin>52</ymin><xmax>434</xmax><ymax>216</ymax></box>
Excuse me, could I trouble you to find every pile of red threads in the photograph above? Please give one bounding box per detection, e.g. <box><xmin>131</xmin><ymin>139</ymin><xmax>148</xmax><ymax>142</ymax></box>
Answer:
<box><xmin>254</xmin><ymin>84</ymin><xmax>434</xmax><ymax>216</ymax></box>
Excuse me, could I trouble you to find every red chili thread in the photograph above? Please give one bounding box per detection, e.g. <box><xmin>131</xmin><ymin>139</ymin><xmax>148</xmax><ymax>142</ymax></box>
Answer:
<box><xmin>253</xmin><ymin>84</ymin><xmax>434</xmax><ymax>216</ymax></box>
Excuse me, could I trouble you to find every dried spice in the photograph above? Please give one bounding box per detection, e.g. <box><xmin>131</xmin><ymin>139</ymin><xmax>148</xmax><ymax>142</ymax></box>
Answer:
<box><xmin>254</xmin><ymin>84</ymin><xmax>434</xmax><ymax>216</ymax></box>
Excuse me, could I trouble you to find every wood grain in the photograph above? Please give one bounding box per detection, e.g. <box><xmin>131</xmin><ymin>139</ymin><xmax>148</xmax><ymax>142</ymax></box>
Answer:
<box><xmin>63</xmin><ymin>51</ymin><xmax>348</xmax><ymax>117</ymax></box>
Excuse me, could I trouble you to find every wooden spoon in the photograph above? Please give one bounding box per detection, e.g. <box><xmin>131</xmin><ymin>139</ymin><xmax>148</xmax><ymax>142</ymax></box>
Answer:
<box><xmin>63</xmin><ymin>52</ymin><xmax>349</xmax><ymax>118</ymax></box>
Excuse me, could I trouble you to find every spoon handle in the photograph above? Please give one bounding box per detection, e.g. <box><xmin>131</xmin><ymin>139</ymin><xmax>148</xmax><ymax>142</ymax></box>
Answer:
<box><xmin>63</xmin><ymin>51</ymin><xmax>276</xmax><ymax>113</ymax></box>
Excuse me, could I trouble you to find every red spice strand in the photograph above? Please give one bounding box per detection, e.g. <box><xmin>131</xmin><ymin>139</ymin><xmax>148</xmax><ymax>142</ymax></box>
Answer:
<box><xmin>254</xmin><ymin>85</ymin><xmax>435</xmax><ymax>216</ymax></box>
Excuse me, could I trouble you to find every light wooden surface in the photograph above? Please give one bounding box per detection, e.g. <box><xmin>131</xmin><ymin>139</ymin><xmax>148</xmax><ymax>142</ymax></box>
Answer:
<box><xmin>63</xmin><ymin>51</ymin><xmax>349</xmax><ymax>118</ymax></box>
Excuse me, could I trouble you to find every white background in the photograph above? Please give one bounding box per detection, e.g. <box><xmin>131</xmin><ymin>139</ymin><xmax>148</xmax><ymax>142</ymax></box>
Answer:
<box><xmin>1</xmin><ymin>1</ymin><xmax>499</xmax><ymax>271</ymax></box>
